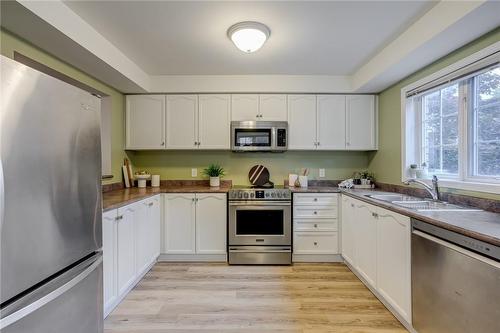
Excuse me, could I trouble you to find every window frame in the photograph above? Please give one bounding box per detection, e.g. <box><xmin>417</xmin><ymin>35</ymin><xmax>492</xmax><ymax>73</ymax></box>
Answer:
<box><xmin>401</xmin><ymin>42</ymin><xmax>500</xmax><ymax>194</ymax></box>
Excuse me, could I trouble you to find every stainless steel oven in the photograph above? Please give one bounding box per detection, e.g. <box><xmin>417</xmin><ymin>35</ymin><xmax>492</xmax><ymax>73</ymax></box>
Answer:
<box><xmin>228</xmin><ymin>188</ymin><xmax>291</xmax><ymax>264</ymax></box>
<box><xmin>231</xmin><ymin>121</ymin><xmax>287</xmax><ymax>152</ymax></box>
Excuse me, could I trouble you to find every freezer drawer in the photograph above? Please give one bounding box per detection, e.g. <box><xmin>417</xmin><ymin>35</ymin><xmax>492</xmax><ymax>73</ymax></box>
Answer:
<box><xmin>0</xmin><ymin>255</ymin><xmax>103</xmax><ymax>333</ymax></box>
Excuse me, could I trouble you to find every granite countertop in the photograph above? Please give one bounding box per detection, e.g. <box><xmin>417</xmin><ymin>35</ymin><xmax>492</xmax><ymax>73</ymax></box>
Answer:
<box><xmin>103</xmin><ymin>185</ymin><xmax>230</xmax><ymax>212</ymax></box>
<box><xmin>289</xmin><ymin>186</ymin><xmax>341</xmax><ymax>193</ymax></box>
<box><xmin>342</xmin><ymin>188</ymin><xmax>500</xmax><ymax>247</ymax></box>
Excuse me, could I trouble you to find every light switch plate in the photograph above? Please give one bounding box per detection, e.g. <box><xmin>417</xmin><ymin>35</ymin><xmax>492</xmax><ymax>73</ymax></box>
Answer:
<box><xmin>191</xmin><ymin>168</ymin><xmax>197</xmax><ymax>177</ymax></box>
<box><xmin>319</xmin><ymin>168</ymin><xmax>325</xmax><ymax>178</ymax></box>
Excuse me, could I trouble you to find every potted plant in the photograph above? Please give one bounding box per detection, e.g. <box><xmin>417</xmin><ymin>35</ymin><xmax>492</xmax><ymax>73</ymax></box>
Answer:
<box><xmin>360</xmin><ymin>171</ymin><xmax>375</xmax><ymax>185</ymax></box>
<box><xmin>203</xmin><ymin>163</ymin><xmax>225</xmax><ymax>187</ymax></box>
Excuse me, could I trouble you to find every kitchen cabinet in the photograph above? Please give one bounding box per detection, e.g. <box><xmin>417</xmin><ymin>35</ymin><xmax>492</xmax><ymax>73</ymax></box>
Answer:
<box><xmin>125</xmin><ymin>95</ymin><xmax>165</xmax><ymax>149</ymax></box>
<box><xmin>198</xmin><ymin>94</ymin><xmax>231</xmax><ymax>149</ymax></box>
<box><xmin>346</xmin><ymin>95</ymin><xmax>377</xmax><ymax>150</ymax></box>
<box><xmin>341</xmin><ymin>196</ymin><xmax>411</xmax><ymax>325</ymax></box>
<box><xmin>116</xmin><ymin>204</ymin><xmax>137</xmax><ymax>296</ymax></box>
<box><xmin>166</xmin><ymin>95</ymin><xmax>198</xmax><ymax>149</ymax></box>
<box><xmin>287</xmin><ymin>95</ymin><xmax>317</xmax><ymax>149</ymax></box>
<box><xmin>163</xmin><ymin>193</ymin><xmax>227</xmax><ymax>258</ymax></box>
<box><xmin>376</xmin><ymin>207</ymin><xmax>411</xmax><ymax>323</ymax></box>
<box><xmin>352</xmin><ymin>200</ymin><xmax>377</xmax><ymax>286</ymax></box>
<box><xmin>259</xmin><ymin>94</ymin><xmax>287</xmax><ymax>121</ymax></box>
<box><xmin>231</xmin><ymin>94</ymin><xmax>259</xmax><ymax>121</ymax></box>
<box><xmin>164</xmin><ymin>194</ymin><xmax>196</xmax><ymax>254</ymax></box>
<box><xmin>293</xmin><ymin>193</ymin><xmax>339</xmax><ymax>260</ymax></box>
<box><xmin>102</xmin><ymin>210</ymin><xmax>117</xmax><ymax>316</ymax></box>
<box><xmin>340</xmin><ymin>196</ymin><xmax>355</xmax><ymax>266</ymax></box>
<box><xmin>195</xmin><ymin>194</ymin><xmax>227</xmax><ymax>254</ymax></box>
<box><xmin>102</xmin><ymin>195</ymin><xmax>161</xmax><ymax>318</ymax></box>
<box><xmin>317</xmin><ymin>95</ymin><xmax>346</xmax><ymax>149</ymax></box>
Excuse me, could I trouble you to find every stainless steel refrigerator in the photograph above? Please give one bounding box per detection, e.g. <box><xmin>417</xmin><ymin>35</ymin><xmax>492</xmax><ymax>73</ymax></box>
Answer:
<box><xmin>0</xmin><ymin>56</ymin><xmax>103</xmax><ymax>332</ymax></box>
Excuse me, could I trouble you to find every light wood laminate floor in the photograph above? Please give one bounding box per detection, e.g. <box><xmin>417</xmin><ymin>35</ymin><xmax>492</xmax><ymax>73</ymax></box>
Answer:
<box><xmin>104</xmin><ymin>263</ymin><xmax>408</xmax><ymax>333</ymax></box>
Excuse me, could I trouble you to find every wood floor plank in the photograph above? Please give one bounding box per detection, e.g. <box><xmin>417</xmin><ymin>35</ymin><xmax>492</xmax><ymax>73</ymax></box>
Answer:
<box><xmin>104</xmin><ymin>263</ymin><xmax>408</xmax><ymax>333</ymax></box>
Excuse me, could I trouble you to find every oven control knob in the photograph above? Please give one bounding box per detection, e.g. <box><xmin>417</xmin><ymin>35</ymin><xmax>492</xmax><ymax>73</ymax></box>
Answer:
<box><xmin>238</xmin><ymin>192</ymin><xmax>243</xmax><ymax>198</ymax></box>
<box><xmin>250</xmin><ymin>192</ymin><xmax>255</xmax><ymax>198</ymax></box>
<box><xmin>271</xmin><ymin>192</ymin><xmax>276</xmax><ymax>198</ymax></box>
<box><xmin>265</xmin><ymin>192</ymin><xmax>270</xmax><ymax>198</ymax></box>
<box><xmin>244</xmin><ymin>192</ymin><xmax>249</xmax><ymax>199</ymax></box>
<box><xmin>277</xmin><ymin>192</ymin><xmax>282</xmax><ymax>198</ymax></box>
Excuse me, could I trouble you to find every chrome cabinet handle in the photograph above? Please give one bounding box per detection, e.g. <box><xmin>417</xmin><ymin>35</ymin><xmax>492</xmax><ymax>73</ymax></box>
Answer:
<box><xmin>314</xmin><ymin>224</ymin><xmax>318</xmax><ymax>228</ymax></box>
<box><xmin>317</xmin><ymin>142</ymin><xmax>320</xmax><ymax>146</ymax></box>
<box><xmin>161</xmin><ymin>141</ymin><xmax>165</xmax><ymax>146</ymax></box>
<box><xmin>314</xmin><ymin>242</ymin><xmax>318</xmax><ymax>246</ymax></box>
<box><xmin>314</xmin><ymin>198</ymin><xmax>318</xmax><ymax>201</ymax></box>
<box><xmin>148</xmin><ymin>202</ymin><xmax>153</xmax><ymax>207</ymax></box>
<box><xmin>313</xmin><ymin>211</ymin><xmax>317</xmax><ymax>215</ymax></box>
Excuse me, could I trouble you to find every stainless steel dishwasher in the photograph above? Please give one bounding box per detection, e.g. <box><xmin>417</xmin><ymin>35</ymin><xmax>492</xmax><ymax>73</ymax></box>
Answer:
<box><xmin>411</xmin><ymin>219</ymin><xmax>500</xmax><ymax>333</ymax></box>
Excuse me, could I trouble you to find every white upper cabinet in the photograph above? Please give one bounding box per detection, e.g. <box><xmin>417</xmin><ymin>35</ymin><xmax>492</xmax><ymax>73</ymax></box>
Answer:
<box><xmin>195</xmin><ymin>194</ymin><xmax>227</xmax><ymax>254</ymax></box>
<box><xmin>287</xmin><ymin>95</ymin><xmax>317</xmax><ymax>150</ymax></box>
<box><xmin>346</xmin><ymin>95</ymin><xmax>377</xmax><ymax>150</ymax></box>
<box><xmin>164</xmin><ymin>194</ymin><xmax>196</xmax><ymax>254</ymax></box>
<box><xmin>166</xmin><ymin>95</ymin><xmax>198</xmax><ymax>149</ymax></box>
<box><xmin>317</xmin><ymin>95</ymin><xmax>346</xmax><ymax>150</ymax></box>
<box><xmin>231</xmin><ymin>94</ymin><xmax>259</xmax><ymax>121</ymax></box>
<box><xmin>126</xmin><ymin>95</ymin><xmax>165</xmax><ymax>149</ymax></box>
<box><xmin>259</xmin><ymin>94</ymin><xmax>287</xmax><ymax>121</ymax></box>
<box><xmin>198</xmin><ymin>94</ymin><xmax>231</xmax><ymax>149</ymax></box>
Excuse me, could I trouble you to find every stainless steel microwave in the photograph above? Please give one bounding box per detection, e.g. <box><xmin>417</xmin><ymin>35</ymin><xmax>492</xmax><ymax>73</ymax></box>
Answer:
<box><xmin>231</xmin><ymin>121</ymin><xmax>288</xmax><ymax>152</ymax></box>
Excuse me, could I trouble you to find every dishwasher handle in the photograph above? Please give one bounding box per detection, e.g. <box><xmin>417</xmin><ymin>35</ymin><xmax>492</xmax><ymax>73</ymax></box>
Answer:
<box><xmin>413</xmin><ymin>230</ymin><xmax>500</xmax><ymax>268</ymax></box>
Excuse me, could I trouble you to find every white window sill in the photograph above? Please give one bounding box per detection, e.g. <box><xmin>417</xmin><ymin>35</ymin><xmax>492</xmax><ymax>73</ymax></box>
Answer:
<box><xmin>403</xmin><ymin>177</ymin><xmax>500</xmax><ymax>195</ymax></box>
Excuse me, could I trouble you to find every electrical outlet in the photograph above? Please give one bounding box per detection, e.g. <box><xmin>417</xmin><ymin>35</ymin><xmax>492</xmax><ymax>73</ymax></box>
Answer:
<box><xmin>191</xmin><ymin>168</ymin><xmax>197</xmax><ymax>177</ymax></box>
<box><xmin>319</xmin><ymin>168</ymin><xmax>326</xmax><ymax>178</ymax></box>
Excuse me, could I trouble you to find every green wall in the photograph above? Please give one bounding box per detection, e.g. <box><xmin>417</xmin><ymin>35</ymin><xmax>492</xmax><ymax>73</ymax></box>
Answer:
<box><xmin>129</xmin><ymin>150</ymin><xmax>369</xmax><ymax>186</ymax></box>
<box><xmin>0</xmin><ymin>29</ymin><xmax>126</xmax><ymax>185</ymax></box>
<box><xmin>369</xmin><ymin>27</ymin><xmax>500</xmax><ymax>200</ymax></box>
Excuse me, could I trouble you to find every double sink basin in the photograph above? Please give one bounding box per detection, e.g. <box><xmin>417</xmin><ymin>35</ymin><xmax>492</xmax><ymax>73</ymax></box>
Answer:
<box><xmin>365</xmin><ymin>194</ymin><xmax>482</xmax><ymax>212</ymax></box>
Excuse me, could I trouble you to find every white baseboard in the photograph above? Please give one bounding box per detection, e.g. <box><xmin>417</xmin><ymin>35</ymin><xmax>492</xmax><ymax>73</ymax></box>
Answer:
<box><xmin>158</xmin><ymin>253</ymin><xmax>227</xmax><ymax>262</ymax></box>
<box><xmin>104</xmin><ymin>259</ymin><xmax>157</xmax><ymax>318</ymax></box>
<box><xmin>343</xmin><ymin>260</ymin><xmax>416</xmax><ymax>333</ymax></box>
<box><xmin>292</xmin><ymin>254</ymin><xmax>343</xmax><ymax>262</ymax></box>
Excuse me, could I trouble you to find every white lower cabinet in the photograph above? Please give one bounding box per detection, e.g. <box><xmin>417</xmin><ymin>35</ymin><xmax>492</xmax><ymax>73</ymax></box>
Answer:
<box><xmin>162</xmin><ymin>193</ymin><xmax>227</xmax><ymax>260</ymax></box>
<box><xmin>341</xmin><ymin>195</ymin><xmax>411</xmax><ymax>325</ymax></box>
<box><xmin>293</xmin><ymin>193</ymin><xmax>340</xmax><ymax>261</ymax></box>
<box><xmin>102</xmin><ymin>195</ymin><xmax>161</xmax><ymax>318</ymax></box>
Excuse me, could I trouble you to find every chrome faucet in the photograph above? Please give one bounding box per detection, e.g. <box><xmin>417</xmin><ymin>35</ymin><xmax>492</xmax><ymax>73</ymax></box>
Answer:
<box><xmin>403</xmin><ymin>175</ymin><xmax>440</xmax><ymax>201</ymax></box>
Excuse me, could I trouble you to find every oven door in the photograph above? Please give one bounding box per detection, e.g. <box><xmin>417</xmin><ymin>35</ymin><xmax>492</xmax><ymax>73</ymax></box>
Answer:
<box><xmin>229</xmin><ymin>201</ymin><xmax>291</xmax><ymax>246</ymax></box>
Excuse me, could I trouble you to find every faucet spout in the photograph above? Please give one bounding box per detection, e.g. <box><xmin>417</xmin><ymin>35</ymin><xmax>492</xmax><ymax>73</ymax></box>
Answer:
<box><xmin>403</xmin><ymin>175</ymin><xmax>440</xmax><ymax>201</ymax></box>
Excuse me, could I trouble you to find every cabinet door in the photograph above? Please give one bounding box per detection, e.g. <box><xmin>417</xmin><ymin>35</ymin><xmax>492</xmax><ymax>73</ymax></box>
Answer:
<box><xmin>287</xmin><ymin>95</ymin><xmax>317</xmax><ymax>150</ymax></box>
<box><xmin>149</xmin><ymin>195</ymin><xmax>161</xmax><ymax>263</ymax></box>
<box><xmin>195</xmin><ymin>194</ymin><xmax>227</xmax><ymax>254</ymax></box>
<box><xmin>116</xmin><ymin>205</ymin><xmax>136</xmax><ymax>295</ymax></box>
<box><xmin>198</xmin><ymin>95</ymin><xmax>231</xmax><ymax>149</ymax></box>
<box><xmin>352</xmin><ymin>200</ymin><xmax>377</xmax><ymax>287</ymax></box>
<box><xmin>135</xmin><ymin>200</ymin><xmax>151</xmax><ymax>275</ymax></box>
<box><xmin>376</xmin><ymin>207</ymin><xmax>411</xmax><ymax>322</ymax></box>
<box><xmin>231</xmin><ymin>94</ymin><xmax>259</xmax><ymax>121</ymax></box>
<box><xmin>125</xmin><ymin>95</ymin><xmax>165</xmax><ymax>149</ymax></box>
<box><xmin>164</xmin><ymin>194</ymin><xmax>196</xmax><ymax>254</ymax></box>
<box><xmin>340</xmin><ymin>196</ymin><xmax>355</xmax><ymax>266</ymax></box>
<box><xmin>317</xmin><ymin>95</ymin><xmax>346</xmax><ymax>150</ymax></box>
<box><xmin>346</xmin><ymin>95</ymin><xmax>376</xmax><ymax>150</ymax></box>
<box><xmin>102</xmin><ymin>210</ymin><xmax>117</xmax><ymax>315</ymax></box>
<box><xmin>166</xmin><ymin>95</ymin><xmax>198</xmax><ymax>149</ymax></box>
<box><xmin>259</xmin><ymin>94</ymin><xmax>287</xmax><ymax>121</ymax></box>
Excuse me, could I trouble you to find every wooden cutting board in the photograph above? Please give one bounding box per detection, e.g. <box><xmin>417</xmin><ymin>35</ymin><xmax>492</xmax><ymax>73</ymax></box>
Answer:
<box><xmin>248</xmin><ymin>165</ymin><xmax>270</xmax><ymax>186</ymax></box>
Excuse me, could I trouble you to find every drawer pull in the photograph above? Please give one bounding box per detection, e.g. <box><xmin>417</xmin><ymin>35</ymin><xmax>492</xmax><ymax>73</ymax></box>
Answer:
<box><xmin>314</xmin><ymin>242</ymin><xmax>318</xmax><ymax>246</ymax></box>
<box><xmin>314</xmin><ymin>224</ymin><xmax>318</xmax><ymax>228</ymax></box>
<box><xmin>314</xmin><ymin>198</ymin><xmax>318</xmax><ymax>201</ymax></box>
<box><xmin>313</xmin><ymin>211</ymin><xmax>318</xmax><ymax>215</ymax></box>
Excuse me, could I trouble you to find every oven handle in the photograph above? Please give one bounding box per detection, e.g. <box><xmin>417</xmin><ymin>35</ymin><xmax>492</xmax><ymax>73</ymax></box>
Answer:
<box><xmin>229</xmin><ymin>201</ymin><xmax>291</xmax><ymax>206</ymax></box>
<box><xmin>229</xmin><ymin>247</ymin><xmax>291</xmax><ymax>253</ymax></box>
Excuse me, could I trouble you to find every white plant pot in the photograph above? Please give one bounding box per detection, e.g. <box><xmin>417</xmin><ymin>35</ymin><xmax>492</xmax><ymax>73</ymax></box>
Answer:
<box><xmin>210</xmin><ymin>177</ymin><xmax>220</xmax><ymax>187</ymax></box>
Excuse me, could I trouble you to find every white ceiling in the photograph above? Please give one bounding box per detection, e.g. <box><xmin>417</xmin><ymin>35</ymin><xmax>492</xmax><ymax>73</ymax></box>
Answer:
<box><xmin>64</xmin><ymin>0</ymin><xmax>436</xmax><ymax>75</ymax></box>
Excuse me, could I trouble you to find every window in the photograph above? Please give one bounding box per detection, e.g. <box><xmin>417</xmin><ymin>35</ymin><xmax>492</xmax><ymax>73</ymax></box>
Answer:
<box><xmin>403</xmin><ymin>47</ymin><xmax>500</xmax><ymax>192</ymax></box>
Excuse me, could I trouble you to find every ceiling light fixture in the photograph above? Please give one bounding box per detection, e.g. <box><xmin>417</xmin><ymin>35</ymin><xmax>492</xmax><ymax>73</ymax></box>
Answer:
<box><xmin>227</xmin><ymin>21</ymin><xmax>270</xmax><ymax>53</ymax></box>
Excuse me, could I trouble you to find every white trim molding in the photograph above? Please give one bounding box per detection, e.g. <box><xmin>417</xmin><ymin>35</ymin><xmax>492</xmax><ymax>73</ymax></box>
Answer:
<box><xmin>401</xmin><ymin>41</ymin><xmax>500</xmax><ymax>195</ymax></box>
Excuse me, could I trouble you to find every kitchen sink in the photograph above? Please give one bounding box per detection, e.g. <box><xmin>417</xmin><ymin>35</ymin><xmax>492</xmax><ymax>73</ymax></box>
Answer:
<box><xmin>365</xmin><ymin>194</ymin><xmax>482</xmax><ymax>212</ymax></box>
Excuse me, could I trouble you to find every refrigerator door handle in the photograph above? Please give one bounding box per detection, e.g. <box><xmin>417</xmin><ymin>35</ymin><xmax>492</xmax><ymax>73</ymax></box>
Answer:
<box><xmin>0</xmin><ymin>255</ymin><xmax>102</xmax><ymax>330</ymax></box>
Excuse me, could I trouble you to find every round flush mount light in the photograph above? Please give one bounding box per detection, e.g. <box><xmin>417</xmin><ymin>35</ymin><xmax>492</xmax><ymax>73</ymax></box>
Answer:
<box><xmin>227</xmin><ymin>21</ymin><xmax>270</xmax><ymax>53</ymax></box>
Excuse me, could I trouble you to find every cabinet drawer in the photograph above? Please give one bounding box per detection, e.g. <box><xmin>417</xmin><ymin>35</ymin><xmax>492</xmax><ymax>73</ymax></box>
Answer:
<box><xmin>293</xmin><ymin>232</ymin><xmax>339</xmax><ymax>254</ymax></box>
<box><xmin>293</xmin><ymin>193</ymin><xmax>338</xmax><ymax>206</ymax></box>
<box><xmin>293</xmin><ymin>206</ymin><xmax>337</xmax><ymax>219</ymax></box>
<box><xmin>294</xmin><ymin>219</ymin><xmax>338</xmax><ymax>231</ymax></box>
